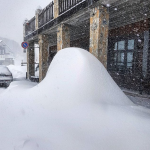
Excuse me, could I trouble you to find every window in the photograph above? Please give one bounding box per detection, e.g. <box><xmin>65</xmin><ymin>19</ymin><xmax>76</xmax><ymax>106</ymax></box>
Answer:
<box><xmin>113</xmin><ymin>39</ymin><xmax>135</xmax><ymax>71</ymax></box>
<box><xmin>118</xmin><ymin>41</ymin><xmax>125</xmax><ymax>50</ymax></box>
<box><xmin>127</xmin><ymin>52</ymin><xmax>133</xmax><ymax>67</ymax></box>
<box><xmin>114</xmin><ymin>42</ymin><xmax>117</xmax><ymax>50</ymax></box>
<box><xmin>0</xmin><ymin>50</ymin><xmax>4</xmax><ymax>55</ymax></box>
<box><xmin>127</xmin><ymin>39</ymin><xmax>134</xmax><ymax>68</ymax></box>
<box><xmin>113</xmin><ymin>40</ymin><xmax>125</xmax><ymax>70</ymax></box>
<box><xmin>118</xmin><ymin>52</ymin><xmax>124</xmax><ymax>65</ymax></box>
<box><xmin>114</xmin><ymin>41</ymin><xmax>125</xmax><ymax>50</ymax></box>
<box><xmin>128</xmin><ymin>40</ymin><xmax>134</xmax><ymax>50</ymax></box>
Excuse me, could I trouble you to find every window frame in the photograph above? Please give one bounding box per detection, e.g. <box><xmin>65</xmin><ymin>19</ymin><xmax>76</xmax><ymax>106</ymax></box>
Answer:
<box><xmin>108</xmin><ymin>34</ymin><xmax>142</xmax><ymax>74</ymax></box>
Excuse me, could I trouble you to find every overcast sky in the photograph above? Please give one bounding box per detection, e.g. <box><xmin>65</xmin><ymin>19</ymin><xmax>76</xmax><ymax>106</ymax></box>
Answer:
<box><xmin>0</xmin><ymin>0</ymin><xmax>52</xmax><ymax>45</ymax></box>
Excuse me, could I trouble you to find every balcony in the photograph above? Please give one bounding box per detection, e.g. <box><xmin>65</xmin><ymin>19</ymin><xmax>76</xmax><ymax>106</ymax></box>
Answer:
<box><xmin>24</xmin><ymin>0</ymin><xmax>96</xmax><ymax>41</ymax></box>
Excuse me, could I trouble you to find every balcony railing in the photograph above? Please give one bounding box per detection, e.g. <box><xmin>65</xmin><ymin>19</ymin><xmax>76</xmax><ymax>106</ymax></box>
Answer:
<box><xmin>38</xmin><ymin>2</ymin><xmax>54</xmax><ymax>28</ymax></box>
<box><xmin>58</xmin><ymin>0</ymin><xmax>97</xmax><ymax>15</ymax></box>
<box><xmin>24</xmin><ymin>0</ymin><xmax>97</xmax><ymax>40</ymax></box>
<box><xmin>25</xmin><ymin>17</ymin><xmax>35</xmax><ymax>36</ymax></box>
<box><xmin>59</xmin><ymin>0</ymin><xmax>82</xmax><ymax>14</ymax></box>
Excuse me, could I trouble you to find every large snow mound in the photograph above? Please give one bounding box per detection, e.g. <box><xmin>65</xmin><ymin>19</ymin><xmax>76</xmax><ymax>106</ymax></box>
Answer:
<box><xmin>0</xmin><ymin>47</ymin><xmax>150</xmax><ymax>150</ymax></box>
<box><xmin>34</xmin><ymin>47</ymin><xmax>132</xmax><ymax>106</ymax></box>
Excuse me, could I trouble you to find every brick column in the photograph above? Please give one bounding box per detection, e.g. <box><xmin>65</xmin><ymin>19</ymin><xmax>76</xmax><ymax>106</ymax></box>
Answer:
<box><xmin>90</xmin><ymin>5</ymin><xmax>109</xmax><ymax>68</ymax></box>
<box><xmin>38</xmin><ymin>34</ymin><xmax>49</xmax><ymax>82</ymax></box>
<box><xmin>54</xmin><ymin>0</ymin><xmax>59</xmax><ymax>18</ymax></box>
<box><xmin>57</xmin><ymin>24</ymin><xmax>70</xmax><ymax>51</ymax></box>
<box><xmin>27</xmin><ymin>42</ymin><xmax>35</xmax><ymax>79</ymax></box>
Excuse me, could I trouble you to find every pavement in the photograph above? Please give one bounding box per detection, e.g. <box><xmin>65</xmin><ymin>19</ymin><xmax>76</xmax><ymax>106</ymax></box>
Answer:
<box><xmin>122</xmin><ymin>88</ymin><xmax>150</xmax><ymax>108</ymax></box>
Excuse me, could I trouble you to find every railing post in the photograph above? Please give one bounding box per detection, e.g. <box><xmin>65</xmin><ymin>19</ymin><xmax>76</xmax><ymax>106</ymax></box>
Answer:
<box><xmin>54</xmin><ymin>0</ymin><xmax>59</xmax><ymax>18</ymax></box>
<box><xmin>35</xmin><ymin>8</ymin><xmax>42</xmax><ymax>30</ymax></box>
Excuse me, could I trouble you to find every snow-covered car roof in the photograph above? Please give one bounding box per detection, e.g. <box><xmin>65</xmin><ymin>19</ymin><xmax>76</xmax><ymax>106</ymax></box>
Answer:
<box><xmin>0</xmin><ymin>66</ymin><xmax>12</xmax><ymax>75</ymax></box>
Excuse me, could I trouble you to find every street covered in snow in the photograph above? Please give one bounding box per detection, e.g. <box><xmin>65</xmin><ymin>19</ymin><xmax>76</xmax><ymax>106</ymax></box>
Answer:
<box><xmin>0</xmin><ymin>48</ymin><xmax>150</xmax><ymax>150</ymax></box>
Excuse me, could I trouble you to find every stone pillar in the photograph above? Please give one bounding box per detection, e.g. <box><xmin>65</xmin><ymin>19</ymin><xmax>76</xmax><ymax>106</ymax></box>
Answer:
<box><xmin>89</xmin><ymin>5</ymin><xmax>109</xmax><ymax>68</ymax></box>
<box><xmin>57</xmin><ymin>24</ymin><xmax>70</xmax><ymax>51</ymax></box>
<box><xmin>38</xmin><ymin>34</ymin><xmax>49</xmax><ymax>82</ymax></box>
<box><xmin>35</xmin><ymin>9</ymin><xmax>42</xmax><ymax>30</ymax></box>
<box><xmin>27</xmin><ymin>42</ymin><xmax>35</xmax><ymax>79</ymax></box>
<box><xmin>54</xmin><ymin>0</ymin><xmax>59</xmax><ymax>18</ymax></box>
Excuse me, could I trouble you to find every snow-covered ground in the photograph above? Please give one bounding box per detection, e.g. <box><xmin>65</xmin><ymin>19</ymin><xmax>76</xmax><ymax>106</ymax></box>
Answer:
<box><xmin>0</xmin><ymin>47</ymin><xmax>150</xmax><ymax>150</ymax></box>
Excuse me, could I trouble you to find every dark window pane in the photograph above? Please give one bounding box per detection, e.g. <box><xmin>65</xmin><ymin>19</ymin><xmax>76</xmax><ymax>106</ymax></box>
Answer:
<box><xmin>114</xmin><ymin>53</ymin><xmax>117</xmax><ymax>63</ymax></box>
<box><xmin>114</xmin><ymin>42</ymin><xmax>117</xmax><ymax>50</ymax></box>
<box><xmin>118</xmin><ymin>52</ymin><xmax>124</xmax><ymax>63</ymax></box>
<box><xmin>118</xmin><ymin>41</ymin><xmax>125</xmax><ymax>50</ymax></box>
<box><xmin>127</xmin><ymin>52</ymin><xmax>133</xmax><ymax>63</ymax></box>
<box><xmin>128</xmin><ymin>40</ymin><xmax>134</xmax><ymax>50</ymax></box>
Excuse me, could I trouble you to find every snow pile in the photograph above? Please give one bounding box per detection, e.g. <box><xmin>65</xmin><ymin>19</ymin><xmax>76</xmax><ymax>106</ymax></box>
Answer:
<box><xmin>0</xmin><ymin>48</ymin><xmax>150</xmax><ymax>150</ymax></box>
<box><xmin>7</xmin><ymin>65</ymin><xmax>27</xmax><ymax>79</ymax></box>
<box><xmin>35</xmin><ymin>47</ymin><xmax>131</xmax><ymax>106</ymax></box>
<box><xmin>0</xmin><ymin>66</ymin><xmax>12</xmax><ymax>75</ymax></box>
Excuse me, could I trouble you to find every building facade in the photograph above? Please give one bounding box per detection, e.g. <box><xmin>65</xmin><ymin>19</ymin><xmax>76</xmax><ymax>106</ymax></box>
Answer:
<box><xmin>23</xmin><ymin>0</ymin><xmax>150</xmax><ymax>93</ymax></box>
<box><xmin>0</xmin><ymin>46</ymin><xmax>14</xmax><ymax>65</ymax></box>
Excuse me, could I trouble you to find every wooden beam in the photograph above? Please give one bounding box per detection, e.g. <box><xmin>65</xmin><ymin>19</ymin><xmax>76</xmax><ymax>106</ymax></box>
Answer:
<box><xmin>110</xmin><ymin>0</ymin><xmax>150</xmax><ymax>19</ymax></box>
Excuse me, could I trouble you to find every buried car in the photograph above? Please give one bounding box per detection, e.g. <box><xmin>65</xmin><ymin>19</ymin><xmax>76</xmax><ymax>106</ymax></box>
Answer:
<box><xmin>0</xmin><ymin>66</ymin><xmax>13</xmax><ymax>87</ymax></box>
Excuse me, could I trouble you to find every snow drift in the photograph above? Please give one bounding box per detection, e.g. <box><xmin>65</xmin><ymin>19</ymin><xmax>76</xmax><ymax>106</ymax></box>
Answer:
<box><xmin>0</xmin><ymin>65</ymin><xmax>12</xmax><ymax>75</ymax></box>
<box><xmin>34</xmin><ymin>47</ymin><xmax>132</xmax><ymax>107</ymax></box>
<box><xmin>7</xmin><ymin>65</ymin><xmax>27</xmax><ymax>79</ymax></box>
<box><xmin>0</xmin><ymin>47</ymin><xmax>150</xmax><ymax>150</ymax></box>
